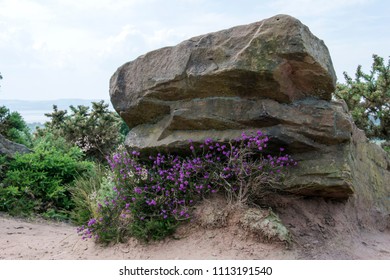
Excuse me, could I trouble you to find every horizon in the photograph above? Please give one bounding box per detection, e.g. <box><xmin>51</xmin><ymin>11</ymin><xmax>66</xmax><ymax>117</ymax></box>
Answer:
<box><xmin>1</xmin><ymin>98</ymin><xmax>115</xmax><ymax>123</ymax></box>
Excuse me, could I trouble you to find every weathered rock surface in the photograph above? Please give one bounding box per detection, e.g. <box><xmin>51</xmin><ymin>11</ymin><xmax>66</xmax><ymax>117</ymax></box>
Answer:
<box><xmin>240</xmin><ymin>208</ymin><xmax>292</xmax><ymax>243</ymax></box>
<box><xmin>109</xmin><ymin>14</ymin><xmax>390</xmax><ymax>203</ymax></box>
<box><xmin>111</xmin><ymin>14</ymin><xmax>336</xmax><ymax>128</ymax></box>
<box><xmin>0</xmin><ymin>134</ymin><xmax>31</xmax><ymax>158</ymax></box>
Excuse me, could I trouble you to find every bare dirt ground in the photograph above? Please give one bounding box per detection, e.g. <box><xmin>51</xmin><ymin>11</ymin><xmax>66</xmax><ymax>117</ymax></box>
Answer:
<box><xmin>0</xmin><ymin>213</ymin><xmax>296</xmax><ymax>260</ymax></box>
<box><xmin>1</xmin><ymin>198</ymin><xmax>390</xmax><ymax>260</ymax></box>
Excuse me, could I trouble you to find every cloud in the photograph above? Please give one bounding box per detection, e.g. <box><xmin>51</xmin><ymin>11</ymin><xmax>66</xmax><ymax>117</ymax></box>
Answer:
<box><xmin>56</xmin><ymin>0</ymin><xmax>150</xmax><ymax>12</ymax></box>
<box><xmin>268</xmin><ymin>0</ymin><xmax>373</xmax><ymax>17</ymax></box>
<box><xmin>0</xmin><ymin>0</ymin><xmax>54</xmax><ymax>21</ymax></box>
<box><xmin>99</xmin><ymin>25</ymin><xmax>141</xmax><ymax>56</ymax></box>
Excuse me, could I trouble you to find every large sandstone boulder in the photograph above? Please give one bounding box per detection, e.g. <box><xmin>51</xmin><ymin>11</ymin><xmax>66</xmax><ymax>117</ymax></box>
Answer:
<box><xmin>109</xmin><ymin>14</ymin><xmax>390</xmax><ymax>202</ymax></box>
<box><xmin>110</xmin><ymin>14</ymin><xmax>336</xmax><ymax>128</ymax></box>
<box><xmin>0</xmin><ymin>134</ymin><xmax>31</xmax><ymax>158</ymax></box>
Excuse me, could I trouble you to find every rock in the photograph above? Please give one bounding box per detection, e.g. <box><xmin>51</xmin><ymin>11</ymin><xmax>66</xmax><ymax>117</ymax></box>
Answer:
<box><xmin>109</xmin><ymin>14</ymin><xmax>390</xmax><ymax>202</ymax></box>
<box><xmin>240</xmin><ymin>208</ymin><xmax>292</xmax><ymax>244</ymax></box>
<box><xmin>284</xmin><ymin>124</ymin><xmax>390</xmax><ymax>201</ymax></box>
<box><xmin>0</xmin><ymin>134</ymin><xmax>31</xmax><ymax>158</ymax></box>
<box><xmin>111</xmin><ymin>14</ymin><xmax>343</xmax><ymax>151</ymax></box>
<box><xmin>123</xmin><ymin>97</ymin><xmax>353</xmax><ymax>155</ymax></box>
<box><xmin>348</xmin><ymin>126</ymin><xmax>390</xmax><ymax>218</ymax></box>
<box><xmin>110</xmin><ymin>14</ymin><xmax>336</xmax><ymax>128</ymax></box>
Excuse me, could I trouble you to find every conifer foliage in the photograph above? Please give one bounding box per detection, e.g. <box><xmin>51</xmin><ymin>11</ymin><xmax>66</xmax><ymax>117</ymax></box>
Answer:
<box><xmin>38</xmin><ymin>100</ymin><xmax>123</xmax><ymax>162</ymax></box>
<box><xmin>335</xmin><ymin>54</ymin><xmax>390</xmax><ymax>142</ymax></box>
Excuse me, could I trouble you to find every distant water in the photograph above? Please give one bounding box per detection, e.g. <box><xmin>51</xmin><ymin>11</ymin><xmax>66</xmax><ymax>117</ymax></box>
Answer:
<box><xmin>18</xmin><ymin>110</ymin><xmax>49</xmax><ymax>123</ymax></box>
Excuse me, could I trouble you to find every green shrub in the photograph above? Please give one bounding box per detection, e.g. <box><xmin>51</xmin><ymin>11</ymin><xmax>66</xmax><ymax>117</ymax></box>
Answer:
<box><xmin>0</xmin><ymin>134</ymin><xmax>93</xmax><ymax>218</ymax></box>
<box><xmin>0</xmin><ymin>155</ymin><xmax>7</xmax><ymax>179</ymax></box>
<box><xmin>0</xmin><ymin>106</ymin><xmax>32</xmax><ymax>147</ymax></box>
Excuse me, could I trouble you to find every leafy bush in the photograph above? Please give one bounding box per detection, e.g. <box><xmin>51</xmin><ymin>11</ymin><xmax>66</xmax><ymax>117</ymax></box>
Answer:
<box><xmin>334</xmin><ymin>54</ymin><xmax>390</xmax><ymax>141</ymax></box>
<box><xmin>0</xmin><ymin>155</ymin><xmax>7</xmax><ymax>180</ymax></box>
<box><xmin>0</xmin><ymin>106</ymin><xmax>32</xmax><ymax>147</ymax></box>
<box><xmin>79</xmin><ymin>131</ymin><xmax>296</xmax><ymax>244</ymax></box>
<box><xmin>0</xmin><ymin>134</ymin><xmax>94</xmax><ymax>217</ymax></box>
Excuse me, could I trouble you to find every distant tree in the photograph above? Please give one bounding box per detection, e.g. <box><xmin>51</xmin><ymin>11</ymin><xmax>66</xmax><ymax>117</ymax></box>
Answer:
<box><xmin>334</xmin><ymin>54</ymin><xmax>390</xmax><ymax>142</ymax></box>
<box><xmin>37</xmin><ymin>100</ymin><xmax>123</xmax><ymax>162</ymax></box>
<box><xmin>0</xmin><ymin>106</ymin><xmax>32</xmax><ymax>147</ymax></box>
<box><xmin>44</xmin><ymin>105</ymin><xmax>68</xmax><ymax>131</ymax></box>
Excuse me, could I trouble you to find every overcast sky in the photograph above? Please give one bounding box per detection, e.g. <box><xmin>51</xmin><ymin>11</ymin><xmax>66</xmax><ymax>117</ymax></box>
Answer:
<box><xmin>0</xmin><ymin>0</ymin><xmax>389</xmax><ymax>101</ymax></box>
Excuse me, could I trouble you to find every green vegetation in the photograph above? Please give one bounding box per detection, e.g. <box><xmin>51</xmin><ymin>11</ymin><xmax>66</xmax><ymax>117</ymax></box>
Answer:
<box><xmin>1</xmin><ymin>72</ymin><xmax>32</xmax><ymax>146</ymax></box>
<box><xmin>69</xmin><ymin>164</ymin><xmax>115</xmax><ymax>225</ymax></box>
<box><xmin>0</xmin><ymin>106</ymin><xmax>32</xmax><ymax>147</ymax></box>
<box><xmin>0</xmin><ymin>134</ymin><xmax>93</xmax><ymax>218</ymax></box>
<box><xmin>0</xmin><ymin>101</ymin><xmax>124</xmax><ymax>221</ymax></box>
<box><xmin>37</xmin><ymin>100</ymin><xmax>126</xmax><ymax>162</ymax></box>
<box><xmin>335</xmin><ymin>54</ymin><xmax>390</xmax><ymax>147</ymax></box>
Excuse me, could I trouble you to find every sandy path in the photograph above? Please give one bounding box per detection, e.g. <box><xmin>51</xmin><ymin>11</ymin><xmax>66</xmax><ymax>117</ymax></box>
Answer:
<box><xmin>0</xmin><ymin>214</ymin><xmax>295</xmax><ymax>260</ymax></box>
<box><xmin>0</xmin><ymin>208</ymin><xmax>390</xmax><ymax>260</ymax></box>
<box><xmin>1</xmin><ymin>213</ymin><xmax>389</xmax><ymax>260</ymax></box>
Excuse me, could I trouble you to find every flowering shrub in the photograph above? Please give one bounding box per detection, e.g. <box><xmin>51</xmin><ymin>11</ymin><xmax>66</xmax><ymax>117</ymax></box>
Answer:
<box><xmin>78</xmin><ymin>131</ymin><xmax>297</xmax><ymax>243</ymax></box>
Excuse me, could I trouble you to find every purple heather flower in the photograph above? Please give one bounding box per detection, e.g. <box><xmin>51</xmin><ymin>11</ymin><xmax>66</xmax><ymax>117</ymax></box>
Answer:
<box><xmin>134</xmin><ymin>187</ymin><xmax>142</xmax><ymax>194</ymax></box>
<box><xmin>88</xmin><ymin>218</ymin><xmax>97</xmax><ymax>227</ymax></box>
<box><xmin>147</xmin><ymin>199</ymin><xmax>157</xmax><ymax>206</ymax></box>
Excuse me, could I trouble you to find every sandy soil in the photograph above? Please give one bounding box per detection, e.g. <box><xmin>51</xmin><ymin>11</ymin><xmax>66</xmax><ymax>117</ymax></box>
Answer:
<box><xmin>1</xmin><ymin>208</ymin><xmax>389</xmax><ymax>260</ymax></box>
<box><xmin>0</xmin><ymin>213</ymin><xmax>295</xmax><ymax>260</ymax></box>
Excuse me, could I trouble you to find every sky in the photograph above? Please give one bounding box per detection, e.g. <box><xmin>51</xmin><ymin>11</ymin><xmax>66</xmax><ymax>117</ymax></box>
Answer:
<box><xmin>0</xmin><ymin>0</ymin><xmax>389</xmax><ymax>101</ymax></box>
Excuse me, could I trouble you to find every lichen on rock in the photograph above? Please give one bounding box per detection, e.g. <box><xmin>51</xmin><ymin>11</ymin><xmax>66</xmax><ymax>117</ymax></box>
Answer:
<box><xmin>240</xmin><ymin>208</ymin><xmax>292</xmax><ymax>245</ymax></box>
